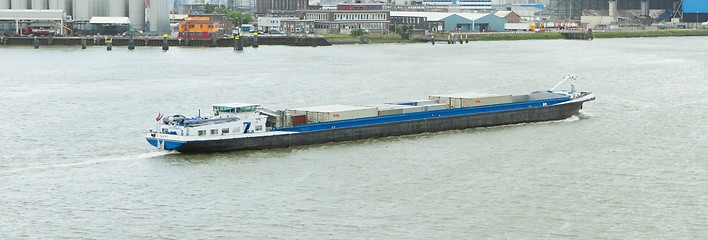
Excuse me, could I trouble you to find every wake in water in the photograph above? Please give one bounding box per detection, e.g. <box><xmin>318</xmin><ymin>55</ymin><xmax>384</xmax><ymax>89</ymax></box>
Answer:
<box><xmin>0</xmin><ymin>151</ymin><xmax>170</xmax><ymax>174</ymax></box>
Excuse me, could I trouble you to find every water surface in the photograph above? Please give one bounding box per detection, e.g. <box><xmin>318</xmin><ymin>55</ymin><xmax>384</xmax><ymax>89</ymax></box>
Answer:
<box><xmin>1</xmin><ymin>37</ymin><xmax>706</xmax><ymax>238</ymax></box>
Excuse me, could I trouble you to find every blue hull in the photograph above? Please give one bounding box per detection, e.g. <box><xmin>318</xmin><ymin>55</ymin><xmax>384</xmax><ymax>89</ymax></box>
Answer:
<box><xmin>146</xmin><ymin>139</ymin><xmax>185</xmax><ymax>150</ymax></box>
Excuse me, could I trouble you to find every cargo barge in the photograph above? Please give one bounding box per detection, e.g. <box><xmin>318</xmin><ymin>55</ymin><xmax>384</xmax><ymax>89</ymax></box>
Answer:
<box><xmin>146</xmin><ymin>76</ymin><xmax>595</xmax><ymax>153</ymax></box>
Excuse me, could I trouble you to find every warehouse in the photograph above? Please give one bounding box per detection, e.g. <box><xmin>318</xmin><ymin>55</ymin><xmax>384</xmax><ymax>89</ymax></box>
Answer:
<box><xmin>391</xmin><ymin>12</ymin><xmax>507</xmax><ymax>32</ymax></box>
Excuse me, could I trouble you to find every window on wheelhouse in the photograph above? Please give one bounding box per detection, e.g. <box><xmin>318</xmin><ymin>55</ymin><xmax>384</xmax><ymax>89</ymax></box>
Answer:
<box><xmin>222</xmin><ymin>128</ymin><xmax>229</xmax><ymax>134</ymax></box>
<box><xmin>210</xmin><ymin>129</ymin><xmax>218</xmax><ymax>135</ymax></box>
<box><xmin>198</xmin><ymin>130</ymin><xmax>206</xmax><ymax>136</ymax></box>
<box><xmin>213</xmin><ymin>104</ymin><xmax>258</xmax><ymax>113</ymax></box>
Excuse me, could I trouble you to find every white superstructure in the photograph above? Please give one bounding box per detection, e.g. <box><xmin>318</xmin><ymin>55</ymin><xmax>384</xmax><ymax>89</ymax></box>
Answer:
<box><xmin>150</xmin><ymin>103</ymin><xmax>268</xmax><ymax>141</ymax></box>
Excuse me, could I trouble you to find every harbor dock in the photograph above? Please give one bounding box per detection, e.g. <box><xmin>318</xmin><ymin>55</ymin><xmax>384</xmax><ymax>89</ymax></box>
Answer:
<box><xmin>0</xmin><ymin>35</ymin><xmax>332</xmax><ymax>47</ymax></box>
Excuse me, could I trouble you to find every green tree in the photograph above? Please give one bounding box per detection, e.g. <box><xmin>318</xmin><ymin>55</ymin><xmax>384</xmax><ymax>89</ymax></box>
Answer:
<box><xmin>228</xmin><ymin>11</ymin><xmax>254</xmax><ymax>26</ymax></box>
<box><xmin>202</xmin><ymin>4</ymin><xmax>254</xmax><ymax>27</ymax></box>
<box><xmin>213</xmin><ymin>7</ymin><xmax>230</xmax><ymax>14</ymax></box>
<box><xmin>350</xmin><ymin>29</ymin><xmax>366</xmax><ymax>36</ymax></box>
<box><xmin>205</xmin><ymin>4</ymin><xmax>215</xmax><ymax>13</ymax></box>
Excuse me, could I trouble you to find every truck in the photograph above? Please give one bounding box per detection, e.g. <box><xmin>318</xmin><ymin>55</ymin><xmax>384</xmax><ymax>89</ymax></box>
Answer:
<box><xmin>22</xmin><ymin>27</ymin><xmax>56</xmax><ymax>36</ymax></box>
<box><xmin>504</xmin><ymin>23</ymin><xmax>535</xmax><ymax>31</ymax></box>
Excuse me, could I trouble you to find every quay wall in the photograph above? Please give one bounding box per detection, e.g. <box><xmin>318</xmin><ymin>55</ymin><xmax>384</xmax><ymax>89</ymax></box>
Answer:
<box><xmin>0</xmin><ymin>36</ymin><xmax>332</xmax><ymax>47</ymax></box>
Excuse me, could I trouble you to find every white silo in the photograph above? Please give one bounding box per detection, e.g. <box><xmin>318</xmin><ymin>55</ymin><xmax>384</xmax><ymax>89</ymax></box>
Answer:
<box><xmin>0</xmin><ymin>0</ymin><xmax>10</xmax><ymax>9</ymax></box>
<box><xmin>31</xmin><ymin>0</ymin><xmax>46</xmax><ymax>9</ymax></box>
<box><xmin>72</xmin><ymin>0</ymin><xmax>89</xmax><ymax>20</ymax></box>
<box><xmin>11</xmin><ymin>0</ymin><xmax>29</xmax><ymax>9</ymax></box>
<box><xmin>128</xmin><ymin>0</ymin><xmax>145</xmax><ymax>30</ymax></box>
<box><xmin>48</xmin><ymin>0</ymin><xmax>70</xmax><ymax>14</ymax></box>
<box><xmin>91</xmin><ymin>0</ymin><xmax>103</xmax><ymax>16</ymax></box>
<box><xmin>149</xmin><ymin>0</ymin><xmax>170</xmax><ymax>34</ymax></box>
<box><xmin>108</xmin><ymin>0</ymin><xmax>126</xmax><ymax>17</ymax></box>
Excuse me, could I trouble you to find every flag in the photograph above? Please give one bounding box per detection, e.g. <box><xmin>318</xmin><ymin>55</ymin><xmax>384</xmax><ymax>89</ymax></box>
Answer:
<box><xmin>156</xmin><ymin>112</ymin><xmax>163</xmax><ymax>121</ymax></box>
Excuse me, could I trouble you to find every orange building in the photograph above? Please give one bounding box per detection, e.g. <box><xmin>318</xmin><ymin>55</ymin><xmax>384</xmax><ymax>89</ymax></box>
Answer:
<box><xmin>178</xmin><ymin>17</ymin><xmax>219</xmax><ymax>39</ymax></box>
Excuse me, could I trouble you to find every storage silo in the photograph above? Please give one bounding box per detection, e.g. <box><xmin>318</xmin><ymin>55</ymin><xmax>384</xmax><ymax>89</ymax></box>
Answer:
<box><xmin>48</xmin><ymin>0</ymin><xmax>70</xmax><ymax>14</ymax></box>
<box><xmin>31</xmin><ymin>0</ymin><xmax>46</xmax><ymax>9</ymax></box>
<box><xmin>72</xmin><ymin>0</ymin><xmax>89</xmax><ymax>20</ymax></box>
<box><xmin>108</xmin><ymin>0</ymin><xmax>126</xmax><ymax>17</ymax></box>
<box><xmin>0</xmin><ymin>0</ymin><xmax>10</xmax><ymax>9</ymax></box>
<box><xmin>91</xmin><ymin>0</ymin><xmax>104</xmax><ymax>16</ymax></box>
<box><xmin>128</xmin><ymin>0</ymin><xmax>145</xmax><ymax>30</ymax></box>
<box><xmin>11</xmin><ymin>0</ymin><xmax>29</xmax><ymax>9</ymax></box>
<box><xmin>149</xmin><ymin>0</ymin><xmax>170</xmax><ymax>34</ymax></box>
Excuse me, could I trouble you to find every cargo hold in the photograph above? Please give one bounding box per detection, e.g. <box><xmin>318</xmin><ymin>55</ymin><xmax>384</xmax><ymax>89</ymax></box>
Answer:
<box><xmin>429</xmin><ymin>92</ymin><xmax>513</xmax><ymax>108</ymax></box>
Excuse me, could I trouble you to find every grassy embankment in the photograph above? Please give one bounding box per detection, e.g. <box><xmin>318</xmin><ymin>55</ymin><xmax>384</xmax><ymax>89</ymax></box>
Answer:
<box><xmin>324</xmin><ymin>34</ymin><xmax>419</xmax><ymax>44</ymax></box>
<box><xmin>464</xmin><ymin>29</ymin><xmax>708</xmax><ymax>41</ymax></box>
<box><xmin>593</xmin><ymin>29</ymin><xmax>708</xmax><ymax>38</ymax></box>
<box><xmin>324</xmin><ymin>29</ymin><xmax>708</xmax><ymax>44</ymax></box>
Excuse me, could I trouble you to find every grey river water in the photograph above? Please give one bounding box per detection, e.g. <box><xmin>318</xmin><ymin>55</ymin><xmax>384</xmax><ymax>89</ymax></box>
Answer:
<box><xmin>1</xmin><ymin>37</ymin><xmax>707</xmax><ymax>239</ymax></box>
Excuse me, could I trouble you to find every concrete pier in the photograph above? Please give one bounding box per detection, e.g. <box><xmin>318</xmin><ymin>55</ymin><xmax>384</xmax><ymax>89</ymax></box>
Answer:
<box><xmin>0</xmin><ymin>36</ymin><xmax>332</xmax><ymax>48</ymax></box>
<box><xmin>252</xmin><ymin>32</ymin><xmax>259</xmax><ymax>48</ymax></box>
<box><xmin>234</xmin><ymin>35</ymin><xmax>243</xmax><ymax>50</ymax></box>
<box><xmin>128</xmin><ymin>34</ymin><xmax>135</xmax><ymax>50</ymax></box>
<box><xmin>162</xmin><ymin>34</ymin><xmax>169</xmax><ymax>51</ymax></box>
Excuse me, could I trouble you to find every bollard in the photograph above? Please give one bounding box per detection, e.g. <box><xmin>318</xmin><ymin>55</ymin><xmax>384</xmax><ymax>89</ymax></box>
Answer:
<box><xmin>34</xmin><ymin>37</ymin><xmax>39</xmax><ymax>49</ymax></box>
<box><xmin>93</xmin><ymin>37</ymin><xmax>97</xmax><ymax>45</ymax></box>
<box><xmin>211</xmin><ymin>36</ymin><xmax>218</xmax><ymax>47</ymax></box>
<box><xmin>107</xmin><ymin>39</ymin><xmax>112</xmax><ymax>51</ymax></box>
<box><xmin>162</xmin><ymin>34</ymin><xmax>169</xmax><ymax>51</ymax></box>
<box><xmin>252</xmin><ymin>32</ymin><xmax>259</xmax><ymax>48</ymax></box>
<box><xmin>128</xmin><ymin>34</ymin><xmax>135</xmax><ymax>50</ymax></box>
<box><xmin>234</xmin><ymin>34</ymin><xmax>243</xmax><ymax>50</ymax></box>
<box><xmin>185</xmin><ymin>38</ymin><xmax>189</xmax><ymax>46</ymax></box>
<box><xmin>81</xmin><ymin>38</ymin><xmax>86</xmax><ymax>49</ymax></box>
<box><xmin>144</xmin><ymin>39</ymin><xmax>148</xmax><ymax>46</ymax></box>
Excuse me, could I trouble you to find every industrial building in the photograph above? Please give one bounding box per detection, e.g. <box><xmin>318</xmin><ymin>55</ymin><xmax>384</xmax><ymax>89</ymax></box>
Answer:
<box><xmin>0</xmin><ymin>0</ymin><xmax>172</xmax><ymax>35</ymax></box>
<box><xmin>548</xmin><ymin>0</ymin><xmax>681</xmax><ymax>21</ymax></box>
<box><xmin>280</xmin><ymin>10</ymin><xmax>390</xmax><ymax>34</ymax></box>
<box><xmin>494</xmin><ymin>10</ymin><xmax>521</xmax><ymax>23</ymax></box>
<box><xmin>422</xmin><ymin>0</ymin><xmax>493</xmax><ymax>13</ymax></box>
<box><xmin>391</xmin><ymin>11</ymin><xmax>507</xmax><ymax>32</ymax></box>
<box><xmin>255</xmin><ymin>0</ymin><xmax>308</xmax><ymax>14</ymax></box>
